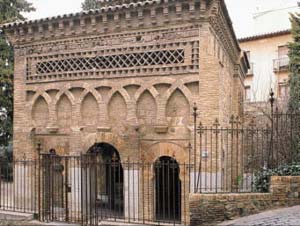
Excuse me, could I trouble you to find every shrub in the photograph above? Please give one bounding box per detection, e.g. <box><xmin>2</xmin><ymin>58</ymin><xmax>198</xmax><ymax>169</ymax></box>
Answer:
<box><xmin>253</xmin><ymin>163</ymin><xmax>300</xmax><ymax>192</ymax></box>
<box><xmin>0</xmin><ymin>146</ymin><xmax>13</xmax><ymax>181</ymax></box>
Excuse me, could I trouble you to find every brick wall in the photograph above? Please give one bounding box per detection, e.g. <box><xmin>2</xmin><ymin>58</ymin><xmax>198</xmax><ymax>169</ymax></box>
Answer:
<box><xmin>190</xmin><ymin>176</ymin><xmax>300</xmax><ymax>226</ymax></box>
<box><xmin>7</xmin><ymin>0</ymin><xmax>245</xmax><ymax>165</ymax></box>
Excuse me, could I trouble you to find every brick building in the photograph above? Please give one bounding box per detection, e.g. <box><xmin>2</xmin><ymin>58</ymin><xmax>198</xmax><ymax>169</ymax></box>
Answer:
<box><xmin>2</xmin><ymin>0</ymin><xmax>248</xmax><ymax>224</ymax></box>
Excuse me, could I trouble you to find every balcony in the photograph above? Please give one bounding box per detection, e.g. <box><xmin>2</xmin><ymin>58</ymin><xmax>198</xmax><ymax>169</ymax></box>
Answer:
<box><xmin>273</xmin><ymin>57</ymin><xmax>289</xmax><ymax>72</ymax></box>
<box><xmin>246</xmin><ymin>63</ymin><xmax>254</xmax><ymax>76</ymax></box>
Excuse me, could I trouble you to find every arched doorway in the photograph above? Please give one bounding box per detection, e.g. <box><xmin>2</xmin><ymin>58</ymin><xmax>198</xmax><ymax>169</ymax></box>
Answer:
<box><xmin>88</xmin><ymin>143</ymin><xmax>124</xmax><ymax>217</ymax></box>
<box><xmin>155</xmin><ymin>156</ymin><xmax>181</xmax><ymax>222</ymax></box>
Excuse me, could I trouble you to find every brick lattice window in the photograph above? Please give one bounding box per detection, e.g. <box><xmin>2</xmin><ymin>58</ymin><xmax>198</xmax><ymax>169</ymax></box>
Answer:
<box><xmin>26</xmin><ymin>41</ymin><xmax>199</xmax><ymax>82</ymax></box>
<box><xmin>36</xmin><ymin>49</ymin><xmax>185</xmax><ymax>74</ymax></box>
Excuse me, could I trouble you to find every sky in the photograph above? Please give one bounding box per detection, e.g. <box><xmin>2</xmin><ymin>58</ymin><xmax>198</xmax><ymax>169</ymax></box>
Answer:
<box><xmin>23</xmin><ymin>0</ymin><xmax>300</xmax><ymax>38</ymax></box>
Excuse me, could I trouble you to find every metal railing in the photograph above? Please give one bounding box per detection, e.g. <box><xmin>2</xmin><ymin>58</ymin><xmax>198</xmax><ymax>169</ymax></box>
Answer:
<box><xmin>0</xmin><ymin>159</ymin><xmax>37</xmax><ymax>213</ymax></box>
<box><xmin>273</xmin><ymin>57</ymin><xmax>289</xmax><ymax>72</ymax></box>
<box><xmin>193</xmin><ymin>111</ymin><xmax>300</xmax><ymax>194</ymax></box>
<box><xmin>40</xmin><ymin>154</ymin><xmax>189</xmax><ymax>225</ymax></box>
<box><xmin>0</xmin><ymin>112</ymin><xmax>299</xmax><ymax>224</ymax></box>
<box><xmin>194</xmin><ymin>119</ymin><xmax>266</xmax><ymax>193</ymax></box>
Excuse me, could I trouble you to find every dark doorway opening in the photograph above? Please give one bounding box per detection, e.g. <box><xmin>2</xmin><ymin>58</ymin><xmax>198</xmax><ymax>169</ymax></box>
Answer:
<box><xmin>88</xmin><ymin>143</ymin><xmax>124</xmax><ymax>218</ymax></box>
<box><xmin>155</xmin><ymin>156</ymin><xmax>181</xmax><ymax>222</ymax></box>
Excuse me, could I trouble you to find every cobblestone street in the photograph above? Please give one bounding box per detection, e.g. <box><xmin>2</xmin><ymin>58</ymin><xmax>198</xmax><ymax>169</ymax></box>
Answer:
<box><xmin>219</xmin><ymin>206</ymin><xmax>300</xmax><ymax>226</ymax></box>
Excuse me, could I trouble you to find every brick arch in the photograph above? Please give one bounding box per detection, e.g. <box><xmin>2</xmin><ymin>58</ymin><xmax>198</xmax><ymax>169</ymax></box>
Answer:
<box><xmin>54</xmin><ymin>89</ymin><xmax>75</xmax><ymax>106</ymax></box>
<box><xmin>30</xmin><ymin>91</ymin><xmax>52</xmax><ymax>114</ymax></box>
<box><xmin>123</xmin><ymin>84</ymin><xmax>141</xmax><ymax>100</ymax></box>
<box><xmin>151</xmin><ymin>77</ymin><xmax>176</xmax><ymax>85</ymax></box>
<box><xmin>136</xmin><ymin>89</ymin><xmax>158</xmax><ymax>126</ymax></box>
<box><xmin>134</xmin><ymin>86</ymin><xmax>159</xmax><ymax>102</ymax></box>
<box><xmin>83</xmin><ymin>132</ymin><xmax>126</xmax><ymax>163</ymax></box>
<box><xmin>107</xmin><ymin>87</ymin><xmax>130</xmax><ymax>105</ymax></box>
<box><xmin>107</xmin><ymin>90</ymin><xmax>128</xmax><ymax>125</ymax></box>
<box><xmin>80</xmin><ymin>91</ymin><xmax>100</xmax><ymax>126</ymax></box>
<box><xmin>78</xmin><ymin>88</ymin><xmax>102</xmax><ymax>104</ymax></box>
<box><xmin>123</xmin><ymin>83</ymin><xmax>142</xmax><ymax>89</ymax></box>
<box><xmin>165</xmin><ymin>83</ymin><xmax>193</xmax><ymax>103</ymax></box>
<box><xmin>66</xmin><ymin>81</ymin><xmax>87</xmax><ymax>89</ymax></box>
<box><xmin>31</xmin><ymin>94</ymin><xmax>50</xmax><ymax>127</ymax></box>
<box><xmin>180</xmin><ymin>75</ymin><xmax>199</xmax><ymax>85</ymax></box>
<box><xmin>56</xmin><ymin>93</ymin><xmax>73</xmax><ymax>129</ymax></box>
<box><xmin>145</xmin><ymin>142</ymin><xmax>188</xmax><ymax>182</ymax></box>
<box><xmin>165</xmin><ymin>86</ymin><xmax>192</xmax><ymax>129</ymax></box>
<box><xmin>45</xmin><ymin>88</ymin><xmax>60</xmax><ymax>94</ymax></box>
<box><xmin>145</xmin><ymin>142</ymin><xmax>188</xmax><ymax>165</ymax></box>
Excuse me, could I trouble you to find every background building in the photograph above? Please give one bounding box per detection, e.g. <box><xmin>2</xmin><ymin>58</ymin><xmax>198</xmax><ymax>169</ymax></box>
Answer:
<box><xmin>239</xmin><ymin>2</ymin><xmax>300</xmax><ymax>103</ymax></box>
<box><xmin>240</xmin><ymin>30</ymin><xmax>291</xmax><ymax>103</ymax></box>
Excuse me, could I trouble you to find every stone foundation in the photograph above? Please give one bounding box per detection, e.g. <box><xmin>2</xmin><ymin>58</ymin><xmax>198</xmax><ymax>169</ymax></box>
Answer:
<box><xmin>189</xmin><ymin>176</ymin><xmax>300</xmax><ymax>226</ymax></box>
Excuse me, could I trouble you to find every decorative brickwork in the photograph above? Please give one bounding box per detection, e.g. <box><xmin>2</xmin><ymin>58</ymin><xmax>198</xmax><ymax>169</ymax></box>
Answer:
<box><xmin>36</xmin><ymin>49</ymin><xmax>185</xmax><ymax>73</ymax></box>
<box><xmin>26</xmin><ymin>44</ymin><xmax>197</xmax><ymax>82</ymax></box>
<box><xmin>2</xmin><ymin>1</ymin><xmax>248</xmax><ymax>224</ymax></box>
<box><xmin>7</xmin><ymin>24</ymin><xmax>246</xmax><ymax>160</ymax></box>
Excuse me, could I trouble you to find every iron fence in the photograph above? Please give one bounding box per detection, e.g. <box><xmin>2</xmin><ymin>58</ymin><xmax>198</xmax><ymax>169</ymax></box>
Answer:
<box><xmin>192</xmin><ymin>111</ymin><xmax>300</xmax><ymax>194</ymax></box>
<box><xmin>194</xmin><ymin>119</ymin><xmax>271</xmax><ymax>193</ymax></box>
<box><xmin>0</xmin><ymin>159</ymin><xmax>37</xmax><ymax>213</ymax></box>
<box><xmin>272</xmin><ymin>111</ymin><xmax>300</xmax><ymax>165</ymax></box>
<box><xmin>0</xmin><ymin>111</ymin><xmax>299</xmax><ymax>225</ymax></box>
<box><xmin>40</xmin><ymin>154</ymin><xmax>189</xmax><ymax>225</ymax></box>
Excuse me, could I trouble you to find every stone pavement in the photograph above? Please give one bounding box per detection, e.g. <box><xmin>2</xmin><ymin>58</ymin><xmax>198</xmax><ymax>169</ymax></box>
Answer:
<box><xmin>219</xmin><ymin>206</ymin><xmax>300</xmax><ymax>226</ymax></box>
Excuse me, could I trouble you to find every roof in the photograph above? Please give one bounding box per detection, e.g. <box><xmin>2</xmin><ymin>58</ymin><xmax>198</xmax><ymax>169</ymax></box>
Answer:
<box><xmin>238</xmin><ymin>29</ymin><xmax>291</xmax><ymax>42</ymax></box>
<box><xmin>1</xmin><ymin>0</ymin><xmax>160</xmax><ymax>29</ymax></box>
<box><xmin>0</xmin><ymin>0</ymin><xmax>241</xmax><ymax>58</ymax></box>
<box><xmin>97</xmin><ymin>0</ymin><xmax>154</xmax><ymax>7</ymax></box>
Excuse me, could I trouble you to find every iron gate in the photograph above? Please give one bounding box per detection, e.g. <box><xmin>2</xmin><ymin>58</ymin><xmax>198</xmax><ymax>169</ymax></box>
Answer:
<box><xmin>40</xmin><ymin>153</ymin><xmax>188</xmax><ymax>225</ymax></box>
<box><xmin>41</xmin><ymin>153</ymin><xmax>70</xmax><ymax>222</ymax></box>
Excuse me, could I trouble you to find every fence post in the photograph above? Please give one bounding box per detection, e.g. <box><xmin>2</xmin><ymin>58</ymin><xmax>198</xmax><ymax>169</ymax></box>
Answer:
<box><xmin>213</xmin><ymin>119</ymin><xmax>220</xmax><ymax>193</ymax></box>
<box><xmin>229</xmin><ymin>115</ymin><xmax>236</xmax><ymax>192</ymax></box>
<box><xmin>269</xmin><ymin>89</ymin><xmax>275</xmax><ymax>168</ymax></box>
<box><xmin>188</xmin><ymin>143</ymin><xmax>192</xmax><ymax>193</ymax></box>
<box><xmin>37</xmin><ymin>141</ymin><xmax>42</xmax><ymax>221</ymax></box>
<box><xmin>235</xmin><ymin>116</ymin><xmax>240</xmax><ymax>192</ymax></box>
<box><xmin>275</xmin><ymin>107</ymin><xmax>279</xmax><ymax>167</ymax></box>
<box><xmin>192</xmin><ymin>103</ymin><xmax>198</xmax><ymax>193</ymax></box>
<box><xmin>196</xmin><ymin>122</ymin><xmax>204</xmax><ymax>193</ymax></box>
<box><xmin>141</xmin><ymin>154</ymin><xmax>145</xmax><ymax>224</ymax></box>
<box><xmin>80</xmin><ymin>153</ymin><xmax>84</xmax><ymax>226</ymax></box>
<box><xmin>65</xmin><ymin>157</ymin><xmax>69</xmax><ymax>222</ymax></box>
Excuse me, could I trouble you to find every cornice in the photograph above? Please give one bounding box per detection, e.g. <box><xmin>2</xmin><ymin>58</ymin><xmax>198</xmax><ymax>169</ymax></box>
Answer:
<box><xmin>98</xmin><ymin>0</ymin><xmax>160</xmax><ymax>8</ymax></box>
<box><xmin>2</xmin><ymin>0</ymin><xmax>241</xmax><ymax>63</ymax></box>
<box><xmin>208</xmin><ymin>0</ymin><xmax>240</xmax><ymax>62</ymax></box>
<box><xmin>2</xmin><ymin>0</ymin><xmax>204</xmax><ymax>45</ymax></box>
<box><xmin>2</xmin><ymin>0</ymin><xmax>161</xmax><ymax>29</ymax></box>
<box><xmin>15</xmin><ymin>24</ymin><xmax>200</xmax><ymax>52</ymax></box>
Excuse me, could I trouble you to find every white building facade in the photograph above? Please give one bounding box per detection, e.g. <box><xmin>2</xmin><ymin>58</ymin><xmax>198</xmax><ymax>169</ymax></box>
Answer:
<box><xmin>238</xmin><ymin>2</ymin><xmax>300</xmax><ymax>102</ymax></box>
